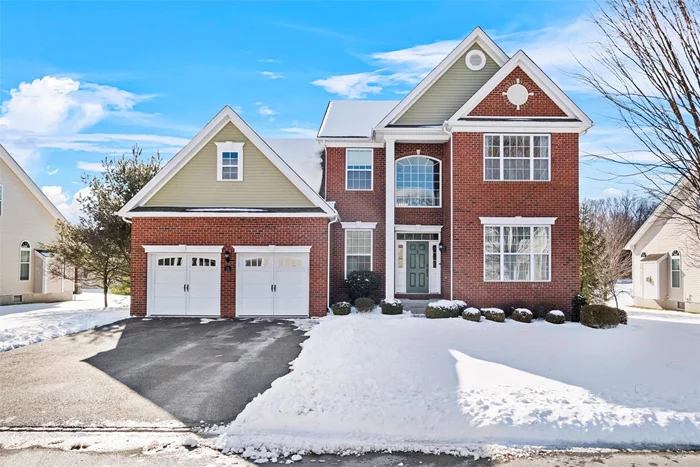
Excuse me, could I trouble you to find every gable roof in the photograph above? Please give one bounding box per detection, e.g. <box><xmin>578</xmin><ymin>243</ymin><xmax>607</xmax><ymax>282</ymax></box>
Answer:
<box><xmin>624</xmin><ymin>180</ymin><xmax>685</xmax><ymax>251</ymax></box>
<box><xmin>374</xmin><ymin>27</ymin><xmax>510</xmax><ymax>129</ymax></box>
<box><xmin>448</xmin><ymin>50</ymin><xmax>593</xmax><ymax>128</ymax></box>
<box><xmin>265</xmin><ymin>138</ymin><xmax>324</xmax><ymax>193</ymax></box>
<box><xmin>118</xmin><ymin>106</ymin><xmax>336</xmax><ymax>217</ymax></box>
<box><xmin>318</xmin><ymin>101</ymin><xmax>399</xmax><ymax>138</ymax></box>
<box><xmin>0</xmin><ymin>143</ymin><xmax>65</xmax><ymax>221</ymax></box>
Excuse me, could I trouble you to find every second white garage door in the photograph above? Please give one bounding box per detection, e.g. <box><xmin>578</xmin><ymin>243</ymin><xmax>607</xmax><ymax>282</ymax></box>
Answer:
<box><xmin>236</xmin><ymin>252</ymin><xmax>309</xmax><ymax>317</ymax></box>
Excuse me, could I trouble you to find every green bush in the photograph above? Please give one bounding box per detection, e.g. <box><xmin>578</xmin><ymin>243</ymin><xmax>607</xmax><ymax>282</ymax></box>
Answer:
<box><xmin>482</xmin><ymin>308</ymin><xmax>505</xmax><ymax>323</ymax></box>
<box><xmin>346</xmin><ymin>270</ymin><xmax>381</xmax><ymax>302</ymax></box>
<box><xmin>453</xmin><ymin>300</ymin><xmax>468</xmax><ymax>314</ymax></box>
<box><xmin>532</xmin><ymin>302</ymin><xmax>557</xmax><ymax>320</ymax></box>
<box><xmin>580</xmin><ymin>305</ymin><xmax>620</xmax><ymax>329</ymax></box>
<box><xmin>545</xmin><ymin>310</ymin><xmax>566</xmax><ymax>324</ymax></box>
<box><xmin>354</xmin><ymin>297</ymin><xmax>375</xmax><ymax>312</ymax></box>
<box><xmin>109</xmin><ymin>282</ymin><xmax>131</xmax><ymax>296</ymax></box>
<box><xmin>618</xmin><ymin>308</ymin><xmax>628</xmax><ymax>325</ymax></box>
<box><xmin>331</xmin><ymin>302</ymin><xmax>351</xmax><ymax>316</ymax></box>
<box><xmin>511</xmin><ymin>308</ymin><xmax>533</xmax><ymax>323</ymax></box>
<box><xmin>380</xmin><ymin>299</ymin><xmax>403</xmax><ymax>315</ymax></box>
<box><xmin>462</xmin><ymin>307</ymin><xmax>481</xmax><ymax>322</ymax></box>
<box><xmin>425</xmin><ymin>301</ymin><xmax>460</xmax><ymax>319</ymax></box>
<box><xmin>571</xmin><ymin>294</ymin><xmax>587</xmax><ymax>323</ymax></box>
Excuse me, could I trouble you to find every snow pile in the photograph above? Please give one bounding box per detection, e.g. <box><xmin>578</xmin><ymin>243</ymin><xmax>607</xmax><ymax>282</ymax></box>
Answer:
<box><xmin>429</xmin><ymin>300</ymin><xmax>460</xmax><ymax>310</ymax></box>
<box><xmin>381</xmin><ymin>298</ymin><xmax>402</xmax><ymax>306</ymax></box>
<box><xmin>214</xmin><ymin>311</ymin><xmax>700</xmax><ymax>456</ymax></box>
<box><xmin>463</xmin><ymin>307</ymin><xmax>481</xmax><ymax>316</ymax></box>
<box><xmin>549</xmin><ymin>310</ymin><xmax>565</xmax><ymax>317</ymax></box>
<box><xmin>0</xmin><ymin>290</ymin><xmax>130</xmax><ymax>352</ymax></box>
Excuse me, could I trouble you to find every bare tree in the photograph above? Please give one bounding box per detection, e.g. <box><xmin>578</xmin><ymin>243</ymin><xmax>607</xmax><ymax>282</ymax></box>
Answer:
<box><xmin>578</xmin><ymin>0</ymin><xmax>700</xmax><ymax>230</ymax></box>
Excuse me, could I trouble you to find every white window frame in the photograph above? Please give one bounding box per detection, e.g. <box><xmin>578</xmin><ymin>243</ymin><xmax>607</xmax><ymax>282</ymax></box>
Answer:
<box><xmin>395</xmin><ymin>156</ymin><xmax>442</xmax><ymax>208</ymax></box>
<box><xmin>483</xmin><ymin>134</ymin><xmax>551</xmax><ymax>182</ymax></box>
<box><xmin>215</xmin><ymin>141</ymin><xmax>245</xmax><ymax>181</ymax></box>
<box><xmin>344</xmin><ymin>229</ymin><xmax>373</xmax><ymax>279</ymax></box>
<box><xmin>482</xmin><ymin>225</ymin><xmax>552</xmax><ymax>282</ymax></box>
<box><xmin>19</xmin><ymin>241</ymin><xmax>31</xmax><ymax>281</ymax></box>
<box><xmin>671</xmin><ymin>250</ymin><xmax>681</xmax><ymax>289</ymax></box>
<box><xmin>345</xmin><ymin>148</ymin><xmax>374</xmax><ymax>191</ymax></box>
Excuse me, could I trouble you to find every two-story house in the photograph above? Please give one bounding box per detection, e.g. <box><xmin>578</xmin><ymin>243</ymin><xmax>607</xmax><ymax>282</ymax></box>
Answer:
<box><xmin>0</xmin><ymin>144</ymin><xmax>74</xmax><ymax>305</ymax></box>
<box><xmin>119</xmin><ymin>28</ymin><xmax>592</xmax><ymax>318</ymax></box>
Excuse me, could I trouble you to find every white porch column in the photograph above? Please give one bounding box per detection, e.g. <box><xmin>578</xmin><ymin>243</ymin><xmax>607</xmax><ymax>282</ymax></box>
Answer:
<box><xmin>385</xmin><ymin>137</ymin><xmax>396</xmax><ymax>299</ymax></box>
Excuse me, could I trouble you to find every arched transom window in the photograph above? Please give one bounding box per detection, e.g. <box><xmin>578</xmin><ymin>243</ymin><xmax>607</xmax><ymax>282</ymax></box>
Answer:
<box><xmin>19</xmin><ymin>241</ymin><xmax>31</xmax><ymax>281</ymax></box>
<box><xmin>395</xmin><ymin>156</ymin><xmax>441</xmax><ymax>207</ymax></box>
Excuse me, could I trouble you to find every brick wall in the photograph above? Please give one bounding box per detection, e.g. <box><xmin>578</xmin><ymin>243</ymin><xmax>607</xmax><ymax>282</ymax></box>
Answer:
<box><xmin>451</xmin><ymin>132</ymin><xmax>579</xmax><ymax>311</ymax></box>
<box><xmin>130</xmin><ymin>217</ymin><xmax>328</xmax><ymax>317</ymax></box>
<box><xmin>470</xmin><ymin>67</ymin><xmax>567</xmax><ymax>117</ymax></box>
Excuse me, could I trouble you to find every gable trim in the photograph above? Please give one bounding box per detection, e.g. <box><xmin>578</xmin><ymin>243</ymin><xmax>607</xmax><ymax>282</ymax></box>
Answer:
<box><xmin>118</xmin><ymin>106</ymin><xmax>336</xmax><ymax>217</ymax></box>
<box><xmin>624</xmin><ymin>180</ymin><xmax>684</xmax><ymax>251</ymax></box>
<box><xmin>374</xmin><ymin>27</ymin><xmax>509</xmax><ymax>130</ymax></box>
<box><xmin>0</xmin><ymin>144</ymin><xmax>65</xmax><ymax>222</ymax></box>
<box><xmin>447</xmin><ymin>50</ymin><xmax>593</xmax><ymax>128</ymax></box>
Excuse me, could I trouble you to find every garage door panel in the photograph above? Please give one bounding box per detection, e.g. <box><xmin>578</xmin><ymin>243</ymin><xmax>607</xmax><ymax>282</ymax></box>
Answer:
<box><xmin>236</xmin><ymin>255</ymin><xmax>274</xmax><ymax>316</ymax></box>
<box><xmin>151</xmin><ymin>255</ymin><xmax>187</xmax><ymax>316</ymax></box>
<box><xmin>188</xmin><ymin>255</ymin><xmax>220</xmax><ymax>317</ymax></box>
<box><xmin>274</xmin><ymin>255</ymin><xmax>309</xmax><ymax>317</ymax></box>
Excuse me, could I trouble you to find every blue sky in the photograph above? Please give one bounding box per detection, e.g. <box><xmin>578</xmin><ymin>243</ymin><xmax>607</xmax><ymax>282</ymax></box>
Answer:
<box><xmin>0</xmin><ymin>1</ymin><xmax>645</xmax><ymax>218</ymax></box>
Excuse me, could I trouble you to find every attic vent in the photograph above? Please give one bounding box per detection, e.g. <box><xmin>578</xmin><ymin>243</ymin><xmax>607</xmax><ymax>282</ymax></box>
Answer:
<box><xmin>465</xmin><ymin>50</ymin><xmax>486</xmax><ymax>71</ymax></box>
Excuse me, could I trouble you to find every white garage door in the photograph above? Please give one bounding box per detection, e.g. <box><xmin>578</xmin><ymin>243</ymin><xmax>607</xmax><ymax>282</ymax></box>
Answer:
<box><xmin>236</xmin><ymin>252</ymin><xmax>309</xmax><ymax>317</ymax></box>
<box><xmin>149</xmin><ymin>253</ymin><xmax>220</xmax><ymax>316</ymax></box>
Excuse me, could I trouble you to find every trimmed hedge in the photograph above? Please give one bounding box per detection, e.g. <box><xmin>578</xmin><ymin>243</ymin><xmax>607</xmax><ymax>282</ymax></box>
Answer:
<box><xmin>545</xmin><ymin>310</ymin><xmax>566</xmax><ymax>324</ymax></box>
<box><xmin>482</xmin><ymin>308</ymin><xmax>505</xmax><ymax>323</ymax></box>
<box><xmin>580</xmin><ymin>305</ymin><xmax>620</xmax><ymax>329</ymax></box>
<box><xmin>381</xmin><ymin>299</ymin><xmax>403</xmax><ymax>315</ymax></box>
<box><xmin>511</xmin><ymin>308</ymin><xmax>533</xmax><ymax>323</ymax></box>
<box><xmin>462</xmin><ymin>307</ymin><xmax>481</xmax><ymax>322</ymax></box>
<box><xmin>346</xmin><ymin>270</ymin><xmax>381</xmax><ymax>302</ymax></box>
<box><xmin>532</xmin><ymin>302</ymin><xmax>557</xmax><ymax>320</ymax></box>
<box><xmin>331</xmin><ymin>302</ymin><xmax>351</xmax><ymax>316</ymax></box>
<box><xmin>618</xmin><ymin>308</ymin><xmax>628</xmax><ymax>325</ymax></box>
<box><xmin>453</xmin><ymin>300</ymin><xmax>468</xmax><ymax>314</ymax></box>
<box><xmin>354</xmin><ymin>297</ymin><xmax>375</xmax><ymax>312</ymax></box>
<box><xmin>425</xmin><ymin>301</ymin><xmax>460</xmax><ymax>319</ymax></box>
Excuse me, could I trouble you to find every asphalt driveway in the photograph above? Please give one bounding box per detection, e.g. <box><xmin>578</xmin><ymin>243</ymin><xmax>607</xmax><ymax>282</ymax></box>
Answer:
<box><xmin>0</xmin><ymin>318</ymin><xmax>307</xmax><ymax>428</ymax></box>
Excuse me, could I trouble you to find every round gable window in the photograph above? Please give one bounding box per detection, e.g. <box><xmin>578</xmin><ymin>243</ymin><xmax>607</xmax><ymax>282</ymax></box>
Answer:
<box><xmin>465</xmin><ymin>50</ymin><xmax>486</xmax><ymax>71</ymax></box>
<box><xmin>506</xmin><ymin>83</ymin><xmax>530</xmax><ymax>106</ymax></box>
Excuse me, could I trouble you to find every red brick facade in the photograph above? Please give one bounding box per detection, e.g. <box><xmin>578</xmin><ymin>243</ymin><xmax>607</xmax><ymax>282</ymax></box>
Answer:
<box><xmin>470</xmin><ymin>67</ymin><xmax>568</xmax><ymax>117</ymax></box>
<box><xmin>130</xmin><ymin>217</ymin><xmax>328</xmax><ymax>317</ymax></box>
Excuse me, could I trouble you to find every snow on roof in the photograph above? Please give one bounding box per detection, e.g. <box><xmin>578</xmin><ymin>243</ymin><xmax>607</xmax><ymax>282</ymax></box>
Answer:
<box><xmin>318</xmin><ymin>101</ymin><xmax>399</xmax><ymax>138</ymax></box>
<box><xmin>265</xmin><ymin>138</ymin><xmax>324</xmax><ymax>194</ymax></box>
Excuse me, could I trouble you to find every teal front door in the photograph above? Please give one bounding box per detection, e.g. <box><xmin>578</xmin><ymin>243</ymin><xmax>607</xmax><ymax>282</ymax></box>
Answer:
<box><xmin>407</xmin><ymin>242</ymin><xmax>429</xmax><ymax>293</ymax></box>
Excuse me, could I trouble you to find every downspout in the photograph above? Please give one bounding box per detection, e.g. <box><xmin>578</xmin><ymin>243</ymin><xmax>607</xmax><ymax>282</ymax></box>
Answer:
<box><xmin>327</xmin><ymin>208</ymin><xmax>340</xmax><ymax>313</ymax></box>
<box><xmin>442</xmin><ymin>121</ymin><xmax>454</xmax><ymax>300</ymax></box>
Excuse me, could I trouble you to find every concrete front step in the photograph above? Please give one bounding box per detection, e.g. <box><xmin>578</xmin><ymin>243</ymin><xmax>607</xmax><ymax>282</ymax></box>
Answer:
<box><xmin>399</xmin><ymin>299</ymin><xmax>435</xmax><ymax>313</ymax></box>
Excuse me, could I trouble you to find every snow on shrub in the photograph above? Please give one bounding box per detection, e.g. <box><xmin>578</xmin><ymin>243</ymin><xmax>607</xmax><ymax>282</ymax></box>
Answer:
<box><xmin>580</xmin><ymin>305</ymin><xmax>620</xmax><ymax>329</ymax></box>
<box><xmin>380</xmin><ymin>298</ymin><xmax>403</xmax><ymax>315</ymax></box>
<box><xmin>532</xmin><ymin>302</ymin><xmax>557</xmax><ymax>320</ymax></box>
<box><xmin>354</xmin><ymin>297</ymin><xmax>375</xmax><ymax>313</ymax></box>
<box><xmin>346</xmin><ymin>270</ymin><xmax>380</xmax><ymax>302</ymax></box>
<box><xmin>545</xmin><ymin>310</ymin><xmax>566</xmax><ymax>324</ymax></box>
<box><xmin>425</xmin><ymin>300</ymin><xmax>460</xmax><ymax>319</ymax></box>
<box><xmin>482</xmin><ymin>308</ymin><xmax>505</xmax><ymax>323</ymax></box>
<box><xmin>331</xmin><ymin>302</ymin><xmax>351</xmax><ymax>316</ymax></box>
<box><xmin>453</xmin><ymin>300</ymin><xmax>468</xmax><ymax>314</ymax></box>
<box><xmin>571</xmin><ymin>293</ymin><xmax>587</xmax><ymax>323</ymax></box>
<box><xmin>511</xmin><ymin>308</ymin><xmax>533</xmax><ymax>323</ymax></box>
<box><xmin>462</xmin><ymin>307</ymin><xmax>481</xmax><ymax>322</ymax></box>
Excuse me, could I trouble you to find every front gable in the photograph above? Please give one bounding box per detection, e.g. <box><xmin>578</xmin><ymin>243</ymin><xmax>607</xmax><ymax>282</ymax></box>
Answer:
<box><xmin>145</xmin><ymin>122</ymin><xmax>314</xmax><ymax>208</ymax></box>
<box><xmin>394</xmin><ymin>44</ymin><xmax>501</xmax><ymax>126</ymax></box>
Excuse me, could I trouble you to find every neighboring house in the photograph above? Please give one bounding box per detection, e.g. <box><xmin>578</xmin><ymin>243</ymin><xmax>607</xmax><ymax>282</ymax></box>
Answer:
<box><xmin>119</xmin><ymin>27</ymin><xmax>592</xmax><ymax>318</ymax></box>
<box><xmin>625</xmin><ymin>185</ymin><xmax>700</xmax><ymax>312</ymax></box>
<box><xmin>0</xmin><ymin>144</ymin><xmax>74</xmax><ymax>305</ymax></box>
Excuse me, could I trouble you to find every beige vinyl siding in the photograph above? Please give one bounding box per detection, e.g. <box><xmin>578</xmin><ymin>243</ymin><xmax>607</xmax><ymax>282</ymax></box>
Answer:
<box><xmin>0</xmin><ymin>158</ymin><xmax>59</xmax><ymax>296</ymax></box>
<box><xmin>631</xmin><ymin>203</ymin><xmax>700</xmax><ymax>311</ymax></box>
<box><xmin>146</xmin><ymin>123</ymin><xmax>314</xmax><ymax>207</ymax></box>
<box><xmin>395</xmin><ymin>45</ymin><xmax>500</xmax><ymax>126</ymax></box>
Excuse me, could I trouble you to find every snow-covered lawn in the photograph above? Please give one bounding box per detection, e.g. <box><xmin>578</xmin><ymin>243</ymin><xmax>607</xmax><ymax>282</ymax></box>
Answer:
<box><xmin>0</xmin><ymin>290</ymin><xmax>130</xmax><ymax>352</ymax></box>
<box><xmin>213</xmin><ymin>310</ymin><xmax>700</xmax><ymax>459</ymax></box>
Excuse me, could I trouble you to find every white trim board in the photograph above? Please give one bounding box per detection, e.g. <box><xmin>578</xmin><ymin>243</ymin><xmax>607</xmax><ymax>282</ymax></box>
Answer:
<box><xmin>375</xmin><ymin>27</ymin><xmax>509</xmax><ymax>129</ymax></box>
<box><xmin>395</xmin><ymin>224</ymin><xmax>443</xmax><ymax>233</ymax></box>
<box><xmin>341</xmin><ymin>221</ymin><xmax>377</xmax><ymax>229</ymax></box>
<box><xmin>143</xmin><ymin>245</ymin><xmax>224</xmax><ymax>253</ymax></box>
<box><xmin>0</xmin><ymin>144</ymin><xmax>65</xmax><ymax>221</ymax></box>
<box><xmin>126</xmin><ymin>211</ymin><xmax>330</xmax><ymax>218</ymax></box>
<box><xmin>447</xmin><ymin>50</ymin><xmax>593</xmax><ymax>129</ymax></box>
<box><xmin>232</xmin><ymin>245</ymin><xmax>312</xmax><ymax>253</ymax></box>
<box><xmin>480</xmin><ymin>216</ymin><xmax>557</xmax><ymax>225</ymax></box>
<box><xmin>118</xmin><ymin>106</ymin><xmax>335</xmax><ymax>217</ymax></box>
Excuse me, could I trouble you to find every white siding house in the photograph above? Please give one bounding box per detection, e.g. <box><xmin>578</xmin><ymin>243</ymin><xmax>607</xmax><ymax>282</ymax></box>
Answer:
<box><xmin>0</xmin><ymin>144</ymin><xmax>74</xmax><ymax>305</ymax></box>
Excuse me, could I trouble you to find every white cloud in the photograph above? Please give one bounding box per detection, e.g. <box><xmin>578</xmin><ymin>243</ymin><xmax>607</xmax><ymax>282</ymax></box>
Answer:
<box><xmin>372</xmin><ymin>40</ymin><xmax>459</xmax><ymax>71</ymax></box>
<box><xmin>232</xmin><ymin>106</ymin><xmax>244</xmax><ymax>114</ymax></box>
<box><xmin>257</xmin><ymin>103</ymin><xmax>278</xmax><ymax>121</ymax></box>
<box><xmin>312</xmin><ymin>71</ymin><xmax>423</xmax><ymax>99</ymax></box>
<box><xmin>257</xmin><ymin>58</ymin><xmax>281</xmax><ymax>63</ymax></box>
<box><xmin>0</xmin><ymin>75</ymin><xmax>186</xmax><ymax>169</ymax></box>
<box><xmin>260</xmin><ymin>71</ymin><xmax>285</xmax><ymax>80</ymax></box>
<box><xmin>46</xmin><ymin>166</ymin><xmax>59</xmax><ymax>175</ymax></box>
<box><xmin>280</xmin><ymin>127</ymin><xmax>318</xmax><ymax>138</ymax></box>
<box><xmin>602</xmin><ymin>187</ymin><xmax>625</xmax><ymax>197</ymax></box>
<box><xmin>77</xmin><ymin>161</ymin><xmax>105</xmax><ymax>172</ymax></box>
<box><xmin>41</xmin><ymin>185</ymin><xmax>91</xmax><ymax>222</ymax></box>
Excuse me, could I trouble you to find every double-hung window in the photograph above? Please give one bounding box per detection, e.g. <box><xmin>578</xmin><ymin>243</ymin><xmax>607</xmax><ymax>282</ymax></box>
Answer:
<box><xmin>19</xmin><ymin>241</ymin><xmax>31</xmax><ymax>281</ymax></box>
<box><xmin>346</xmin><ymin>149</ymin><xmax>373</xmax><ymax>190</ymax></box>
<box><xmin>215</xmin><ymin>142</ymin><xmax>244</xmax><ymax>181</ymax></box>
<box><xmin>484</xmin><ymin>224</ymin><xmax>551</xmax><ymax>281</ymax></box>
<box><xmin>484</xmin><ymin>134</ymin><xmax>550</xmax><ymax>181</ymax></box>
<box><xmin>345</xmin><ymin>230</ymin><xmax>372</xmax><ymax>277</ymax></box>
<box><xmin>671</xmin><ymin>250</ymin><xmax>681</xmax><ymax>288</ymax></box>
